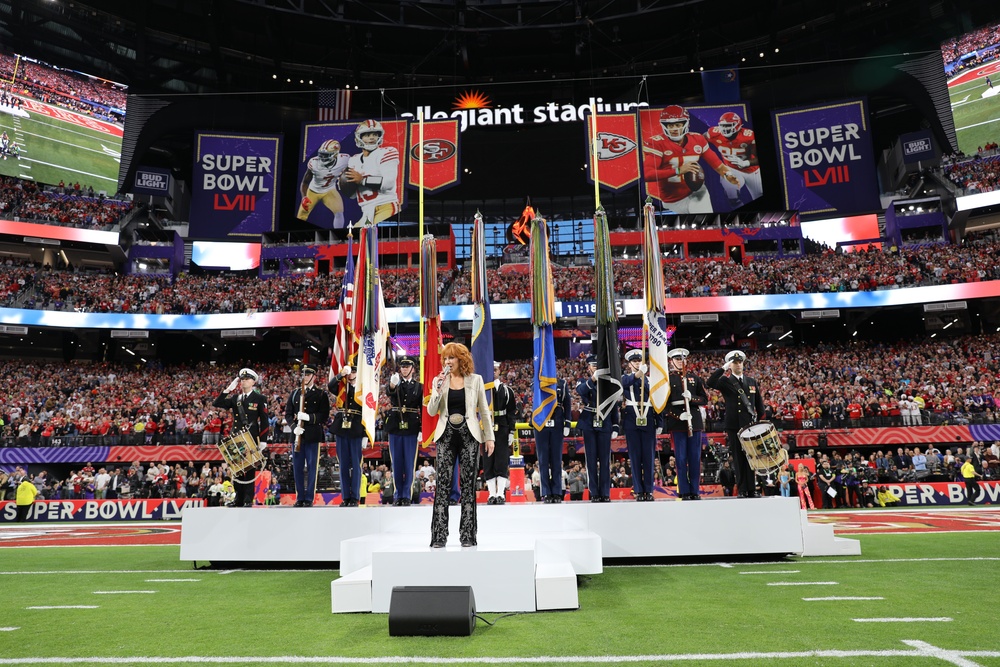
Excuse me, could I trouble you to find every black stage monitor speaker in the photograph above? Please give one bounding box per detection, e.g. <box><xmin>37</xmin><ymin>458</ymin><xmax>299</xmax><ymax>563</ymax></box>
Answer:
<box><xmin>388</xmin><ymin>586</ymin><xmax>476</xmax><ymax>636</ymax></box>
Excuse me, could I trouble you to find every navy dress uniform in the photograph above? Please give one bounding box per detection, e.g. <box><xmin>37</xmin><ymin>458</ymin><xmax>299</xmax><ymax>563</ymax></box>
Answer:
<box><xmin>534</xmin><ymin>377</ymin><xmax>571</xmax><ymax>503</ymax></box>
<box><xmin>212</xmin><ymin>367</ymin><xmax>270</xmax><ymax>507</ymax></box>
<box><xmin>485</xmin><ymin>361</ymin><xmax>518</xmax><ymax>504</ymax></box>
<box><xmin>576</xmin><ymin>355</ymin><xmax>618</xmax><ymax>502</ymax></box>
<box><xmin>386</xmin><ymin>356</ymin><xmax>422</xmax><ymax>506</ymax></box>
<box><xmin>621</xmin><ymin>349</ymin><xmax>659</xmax><ymax>501</ymax></box>
<box><xmin>661</xmin><ymin>349</ymin><xmax>710</xmax><ymax>500</ymax></box>
<box><xmin>284</xmin><ymin>364</ymin><xmax>330</xmax><ymax>507</ymax></box>
<box><xmin>707</xmin><ymin>350</ymin><xmax>766</xmax><ymax>498</ymax></box>
<box><xmin>328</xmin><ymin>361</ymin><xmax>366</xmax><ymax>507</ymax></box>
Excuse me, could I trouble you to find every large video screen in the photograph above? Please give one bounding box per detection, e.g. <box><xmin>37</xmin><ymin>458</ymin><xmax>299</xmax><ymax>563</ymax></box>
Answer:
<box><xmin>942</xmin><ymin>21</ymin><xmax>1000</xmax><ymax>156</ymax></box>
<box><xmin>799</xmin><ymin>214</ymin><xmax>882</xmax><ymax>253</ymax></box>
<box><xmin>0</xmin><ymin>49</ymin><xmax>126</xmax><ymax>192</ymax></box>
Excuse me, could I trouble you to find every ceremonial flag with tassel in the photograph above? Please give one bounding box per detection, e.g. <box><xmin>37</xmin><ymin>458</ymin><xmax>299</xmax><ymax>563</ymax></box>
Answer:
<box><xmin>330</xmin><ymin>235</ymin><xmax>356</xmax><ymax>409</ymax></box>
<box><xmin>354</xmin><ymin>224</ymin><xmax>389</xmax><ymax>443</ymax></box>
<box><xmin>593</xmin><ymin>206</ymin><xmax>623</xmax><ymax>423</ymax></box>
<box><xmin>470</xmin><ymin>210</ymin><xmax>495</xmax><ymax>407</ymax></box>
<box><xmin>420</xmin><ymin>234</ymin><xmax>443</xmax><ymax>446</ymax></box>
<box><xmin>530</xmin><ymin>213</ymin><xmax>558</xmax><ymax>431</ymax></box>
<box><xmin>643</xmin><ymin>199</ymin><xmax>671</xmax><ymax>412</ymax></box>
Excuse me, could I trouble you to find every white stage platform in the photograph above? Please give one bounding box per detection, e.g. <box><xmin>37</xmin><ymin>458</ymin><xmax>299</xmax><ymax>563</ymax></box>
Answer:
<box><xmin>179</xmin><ymin>497</ymin><xmax>859</xmax><ymax>614</ymax></box>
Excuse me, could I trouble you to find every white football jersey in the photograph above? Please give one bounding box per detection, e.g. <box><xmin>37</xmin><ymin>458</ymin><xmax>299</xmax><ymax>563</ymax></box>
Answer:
<box><xmin>346</xmin><ymin>145</ymin><xmax>400</xmax><ymax>210</ymax></box>
<box><xmin>306</xmin><ymin>153</ymin><xmax>349</xmax><ymax>194</ymax></box>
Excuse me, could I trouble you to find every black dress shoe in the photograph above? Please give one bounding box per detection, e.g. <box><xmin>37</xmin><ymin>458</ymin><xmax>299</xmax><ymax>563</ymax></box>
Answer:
<box><xmin>496</xmin><ymin>496</ymin><xmax>505</xmax><ymax>505</ymax></box>
<box><xmin>487</xmin><ymin>496</ymin><xmax>496</xmax><ymax>505</ymax></box>
<box><xmin>601</xmin><ymin>496</ymin><xmax>611</xmax><ymax>502</ymax></box>
<box><xmin>645</xmin><ymin>493</ymin><xmax>655</xmax><ymax>501</ymax></box>
<box><xmin>690</xmin><ymin>494</ymin><xmax>701</xmax><ymax>500</ymax></box>
<box><xmin>590</xmin><ymin>496</ymin><xmax>601</xmax><ymax>502</ymax></box>
<box><xmin>293</xmin><ymin>500</ymin><xmax>305</xmax><ymax>507</ymax></box>
<box><xmin>302</xmin><ymin>501</ymin><xmax>313</xmax><ymax>507</ymax></box>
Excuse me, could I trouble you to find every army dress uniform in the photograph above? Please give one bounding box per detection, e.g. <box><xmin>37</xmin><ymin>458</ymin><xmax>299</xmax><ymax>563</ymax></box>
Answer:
<box><xmin>284</xmin><ymin>364</ymin><xmax>330</xmax><ymax>507</ymax></box>
<box><xmin>621</xmin><ymin>350</ymin><xmax>660</xmax><ymax>501</ymax></box>
<box><xmin>576</xmin><ymin>356</ymin><xmax>618</xmax><ymax>502</ymax></box>
<box><xmin>533</xmin><ymin>378</ymin><xmax>571</xmax><ymax>503</ymax></box>
<box><xmin>328</xmin><ymin>372</ymin><xmax>366</xmax><ymax>507</ymax></box>
<box><xmin>386</xmin><ymin>357</ymin><xmax>423</xmax><ymax>506</ymax></box>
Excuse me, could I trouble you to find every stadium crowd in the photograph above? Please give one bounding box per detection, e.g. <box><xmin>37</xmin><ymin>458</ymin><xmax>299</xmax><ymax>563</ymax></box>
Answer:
<box><xmin>0</xmin><ymin>52</ymin><xmax>127</xmax><ymax>120</ymax></box>
<box><xmin>941</xmin><ymin>22</ymin><xmax>1000</xmax><ymax>69</ymax></box>
<box><xmin>942</xmin><ymin>153</ymin><xmax>1000</xmax><ymax>195</ymax></box>
<box><xmin>0</xmin><ymin>176</ymin><xmax>132</xmax><ymax>230</ymax></box>
<box><xmin>6</xmin><ymin>231</ymin><xmax>1000</xmax><ymax>312</ymax></box>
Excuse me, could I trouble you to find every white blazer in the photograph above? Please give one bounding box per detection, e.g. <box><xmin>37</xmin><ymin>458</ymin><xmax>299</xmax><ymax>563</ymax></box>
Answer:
<box><xmin>427</xmin><ymin>373</ymin><xmax>495</xmax><ymax>443</ymax></box>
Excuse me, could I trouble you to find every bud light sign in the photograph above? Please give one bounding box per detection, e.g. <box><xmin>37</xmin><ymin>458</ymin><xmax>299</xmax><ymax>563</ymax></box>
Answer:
<box><xmin>133</xmin><ymin>166</ymin><xmax>171</xmax><ymax>195</ymax></box>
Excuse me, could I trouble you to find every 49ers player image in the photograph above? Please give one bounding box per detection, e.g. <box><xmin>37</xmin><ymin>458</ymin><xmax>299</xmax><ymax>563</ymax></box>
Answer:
<box><xmin>704</xmin><ymin>111</ymin><xmax>762</xmax><ymax>205</ymax></box>
<box><xmin>297</xmin><ymin>138</ymin><xmax>350</xmax><ymax>228</ymax></box>
<box><xmin>340</xmin><ymin>119</ymin><xmax>401</xmax><ymax>225</ymax></box>
<box><xmin>642</xmin><ymin>105</ymin><xmax>740</xmax><ymax>214</ymax></box>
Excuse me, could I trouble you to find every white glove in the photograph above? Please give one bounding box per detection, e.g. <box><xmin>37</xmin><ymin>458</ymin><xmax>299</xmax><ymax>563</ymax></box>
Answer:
<box><xmin>679</xmin><ymin>411</ymin><xmax>692</xmax><ymax>421</ymax></box>
<box><xmin>723</xmin><ymin>361</ymin><xmax>732</xmax><ymax>371</ymax></box>
<box><xmin>611</xmin><ymin>428</ymin><xmax>619</xmax><ymax>439</ymax></box>
<box><xmin>297</xmin><ymin>411</ymin><xmax>310</xmax><ymax>422</ymax></box>
<box><xmin>361</xmin><ymin>437</ymin><xmax>369</xmax><ymax>449</ymax></box>
<box><xmin>656</xmin><ymin>426</ymin><xmax>663</xmax><ymax>435</ymax></box>
<box><xmin>260</xmin><ymin>440</ymin><xmax>268</xmax><ymax>450</ymax></box>
<box><xmin>225</xmin><ymin>378</ymin><xmax>239</xmax><ymax>392</ymax></box>
<box><xmin>682</xmin><ymin>390</ymin><xmax>692</xmax><ymax>400</ymax></box>
<box><xmin>390</xmin><ymin>373</ymin><xmax>400</xmax><ymax>387</ymax></box>
<box><xmin>342</xmin><ymin>365</ymin><xmax>352</xmax><ymax>376</ymax></box>
<box><xmin>732</xmin><ymin>157</ymin><xmax>750</xmax><ymax>169</ymax></box>
<box><xmin>293</xmin><ymin>426</ymin><xmax>305</xmax><ymax>436</ymax></box>
<box><xmin>639</xmin><ymin>363</ymin><xmax>648</xmax><ymax>374</ymax></box>
<box><xmin>508</xmin><ymin>432</ymin><xmax>515</xmax><ymax>446</ymax></box>
<box><xmin>563</xmin><ymin>427</ymin><xmax>570</xmax><ymax>437</ymax></box>
<box><xmin>418</xmin><ymin>432</ymin><xmax>423</xmax><ymax>443</ymax></box>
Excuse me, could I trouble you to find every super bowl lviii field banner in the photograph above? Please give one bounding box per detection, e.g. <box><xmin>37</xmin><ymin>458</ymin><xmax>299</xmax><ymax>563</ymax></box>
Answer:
<box><xmin>638</xmin><ymin>103</ymin><xmax>761</xmax><ymax>214</ymax></box>
<box><xmin>771</xmin><ymin>99</ymin><xmax>879</xmax><ymax>219</ymax></box>
<box><xmin>407</xmin><ymin>119</ymin><xmax>461</xmax><ymax>193</ymax></box>
<box><xmin>190</xmin><ymin>133</ymin><xmax>282</xmax><ymax>238</ymax></box>
<box><xmin>585</xmin><ymin>112</ymin><xmax>641</xmax><ymax>192</ymax></box>
<box><xmin>297</xmin><ymin>119</ymin><xmax>408</xmax><ymax>229</ymax></box>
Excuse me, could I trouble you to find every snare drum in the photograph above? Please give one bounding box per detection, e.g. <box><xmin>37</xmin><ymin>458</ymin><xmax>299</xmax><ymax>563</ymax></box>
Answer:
<box><xmin>736</xmin><ymin>421</ymin><xmax>788</xmax><ymax>476</ymax></box>
<box><xmin>217</xmin><ymin>428</ymin><xmax>265</xmax><ymax>476</ymax></box>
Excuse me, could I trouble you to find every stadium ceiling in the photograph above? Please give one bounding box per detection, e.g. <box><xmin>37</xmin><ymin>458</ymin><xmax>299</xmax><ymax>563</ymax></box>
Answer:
<box><xmin>1</xmin><ymin>0</ymin><xmax>998</xmax><ymax>95</ymax></box>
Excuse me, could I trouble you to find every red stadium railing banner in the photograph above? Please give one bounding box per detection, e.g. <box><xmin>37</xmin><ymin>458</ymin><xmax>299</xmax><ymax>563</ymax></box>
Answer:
<box><xmin>0</xmin><ymin>498</ymin><xmax>204</xmax><ymax>523</ymax></box>
<box><xmin>406</xmin><ymin>119</ymin><xmax>461</xmax><ymax>192</ymax></box>
<box><xmin>584</xmin><ymin>112</ymin><xmax>641</xmax><ymax>191</ymax></box>
<box><xmin>190</xmin><ymin>132</ymin><xmax>282</xmax><ymax>238</ymax></box>
<box><xmin>770</xmin><ymin>98</ymin><xmax>880</xmax><ymax>219</ymax></box>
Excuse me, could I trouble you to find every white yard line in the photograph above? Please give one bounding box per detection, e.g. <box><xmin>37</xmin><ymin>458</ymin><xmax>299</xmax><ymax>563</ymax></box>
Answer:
<box><xmin>853</xmin><ymin>617</ymin><xmax>952</xmax><ymax>623</ymax></box>
<box><xmin>739</xmin><ymin>570</ymin><xmax>800</xmax><ymax>575</ymax></box>
<box><xmin>802</xmin><ymin>596</ymin><xmax>884</xmax><ymax>601</ymax></box>
<box><xmin>92</xmin><ymin>590</ymin><xmax>157</xmax><ymax>595</ymax></box>
<box><xmin>24</xmin><ymin>605</ymin><xmax>98</xmax><ymax>610</ymax></box>
<box><xmin>766</xmin><ymin>581</ymin><xmax>838</xmax><ymax>586</ymax></box>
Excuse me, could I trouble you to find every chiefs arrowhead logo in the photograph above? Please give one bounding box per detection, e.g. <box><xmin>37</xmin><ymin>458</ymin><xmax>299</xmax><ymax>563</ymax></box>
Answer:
<box><xmin>596</xmin><ymin>132</ymin><xmax>637</xmax><ymax>160</ymax></box>
<box><xmin>366</xmin><ymin>393</ymin><xmax>376</xmax><ymax>409</ymax></box>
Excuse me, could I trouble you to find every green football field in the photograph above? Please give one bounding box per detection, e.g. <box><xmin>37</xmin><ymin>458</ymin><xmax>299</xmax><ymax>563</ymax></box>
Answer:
<box><xmin>0</xmin><ymin>105</ymin><xmax>121</xmax><ymax>191</ymax></box>
<box><xmin>947</xmin><ymin>64</ymin><xmax>1000</xmax><ymax>156</ymax></box>
<box><xmin>0</xmin><ymin>530</ymin><xmax>997</xmax><ymax>666</ymax></box>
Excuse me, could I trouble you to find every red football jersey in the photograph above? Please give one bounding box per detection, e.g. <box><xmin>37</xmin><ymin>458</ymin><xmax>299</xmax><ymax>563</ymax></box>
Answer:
<box><xmin>643</xmin><ymin>132</ymin><xmax>724</xmax><ymax>203</ymax></box>
<box><xmin>704</xmin><ymin>126</ymin><xmax>759</xmax><ymax>173</ymax></box>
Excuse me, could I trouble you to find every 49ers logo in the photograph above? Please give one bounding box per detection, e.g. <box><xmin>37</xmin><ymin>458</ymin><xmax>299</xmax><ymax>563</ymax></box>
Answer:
<box><xmin>409</xmin><ymin>140</ymin><xmax>458</xmax><ymax>163</ymax></box>
<box><xmin>595</xmin><ymin>132</ymin><xmax>637</xmax><ymax>160</ymax></box>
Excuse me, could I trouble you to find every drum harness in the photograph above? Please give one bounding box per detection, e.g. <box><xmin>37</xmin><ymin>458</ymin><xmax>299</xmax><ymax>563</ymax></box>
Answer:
<box><xmin>231</xmin><ymin>393</ymin><xmax>261</xmax><ymax>485</ymax></box>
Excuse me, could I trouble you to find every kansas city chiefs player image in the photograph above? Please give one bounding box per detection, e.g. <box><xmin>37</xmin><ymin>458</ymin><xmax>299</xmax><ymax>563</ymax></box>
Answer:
<box><xmin>704</xmin><ymin>111</ymin><xmax>762</xmax><ymax>205</ymax></box>
<box><xmin>340</xmin><ymin>119</ymin><xmax>401</xmax><ymax>225</ymax></box>
<box><xmin>297</xmin><ymin>138</ymin><xmax>350</xmax><ymax>228</ymax></box>
<box><xmin>642</xmin><ymin>105</ymin><xmax>740</xmax><ymax>214</ymax></box>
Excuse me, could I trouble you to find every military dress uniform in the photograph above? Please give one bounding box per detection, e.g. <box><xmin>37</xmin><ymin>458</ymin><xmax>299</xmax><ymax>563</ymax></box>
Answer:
<box><xmin>576</xmin><ymin>358</ymin><xmax>618</xmax><ymax>502</ymax></box>
<box><xmin>484</xmin><ymin>369</ymin><xmax>518</xmax><ymax>504</ymax></box>
<box><xmin>534</xmin><ymin>378</ymin><xmax>571</xmax><ymax>502</ymax></box>
<box><xmin>622</xmin><ymin>351</ymin><xmax>659</xmax><ymax>501</ymax></box>
<box><xmin>212</xmin><ymin>368</ymin><xmax>270</xmax><ymax>507</ymax></box>
<box><xmin>661</xmin><ymin>349</ymin><xmax>710</xmax><ymax>499</ymax></box>
<box><xmin>284</xmin><ymin>364</ymin><xmax>330</xmax><ymax>507</ymax></box>
<box><xmin>707</xmin><ymin>350</ymin><xmax>766</xmax><ymax>498</ymax></box>
<box><xmin>386</xmin><ymin>357</ymin><xmax>423</xmax><ymax>506</ymax></box>
<box><xmin>328</xmin><ymin>373</ymin><xmax>366</xmax><ymax>507</ymax></box>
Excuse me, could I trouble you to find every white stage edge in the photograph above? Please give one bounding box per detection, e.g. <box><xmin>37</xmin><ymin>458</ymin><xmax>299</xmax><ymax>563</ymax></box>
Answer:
<box><xmin>180</xmin><ymin>497</ymin><xmax>859</xmax><ymax>614</ymax></box>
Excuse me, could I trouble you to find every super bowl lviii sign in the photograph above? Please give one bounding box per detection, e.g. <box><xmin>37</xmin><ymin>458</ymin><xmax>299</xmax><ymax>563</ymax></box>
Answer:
<box><xmin>771</xmin><ymin>99</ymin><xmax>879</xmax><ymax>218</ymax></box>
<box><xmin>190</xmin><ymin>132</ymin><xmax>282</xmax><ymax>238</ymax></box>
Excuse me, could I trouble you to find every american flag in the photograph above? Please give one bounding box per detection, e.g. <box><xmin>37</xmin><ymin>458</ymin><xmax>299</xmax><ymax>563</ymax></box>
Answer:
<box><xmin>318</xmin><ymin>88</ymin><xmax>352</xmax><ymax>121</ymax></box>
<box><xmin>331</xmin><ymin>236</ymin><xmax>356</xmax><ymax>408</ymax></box>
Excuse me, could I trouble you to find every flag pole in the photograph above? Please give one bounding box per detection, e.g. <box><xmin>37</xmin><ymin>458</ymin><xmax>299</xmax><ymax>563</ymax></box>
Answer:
<box><xmin>590</xmin><ymin>102</ymin><xmax>601</xmax><ymax>210</ymax></box>
<box><xmin>418</xmin><ymin>108</ymin><xmax>426</xmax><ymax>384</ymax></box>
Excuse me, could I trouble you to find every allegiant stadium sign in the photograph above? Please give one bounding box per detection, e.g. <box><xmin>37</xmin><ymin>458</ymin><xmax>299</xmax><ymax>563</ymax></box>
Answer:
<box><xmin>401</xmin><ymin>96</ymin><xmax>649</xmax><ymax>132</ymax></box>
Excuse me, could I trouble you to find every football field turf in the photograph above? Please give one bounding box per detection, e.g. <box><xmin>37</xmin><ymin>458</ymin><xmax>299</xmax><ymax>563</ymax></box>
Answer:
<box><xmin>0</xmin><ymin>522</ymin><xmax>997</xmax><ymax>666</ymax></box>
<box><xmin>0</xmin><ymin>105</ymin><xmax>121</xmax><ymax>191</ymax></box>
<box><xmin>947</xmin><ymin>61</ymin><xmax>1000</xmax><ymax>155</ymax></box>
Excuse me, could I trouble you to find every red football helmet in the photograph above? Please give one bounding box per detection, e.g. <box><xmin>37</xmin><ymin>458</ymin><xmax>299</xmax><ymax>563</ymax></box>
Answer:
<box><xmin>718</xmin><ymin>112</ymin><xmax>743</xmax><ymax>139</ymax></box>
<box><xmin>659</xmin><ymin>105</ymin><xmax>690</xmax><ymax>141</ymax></box>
